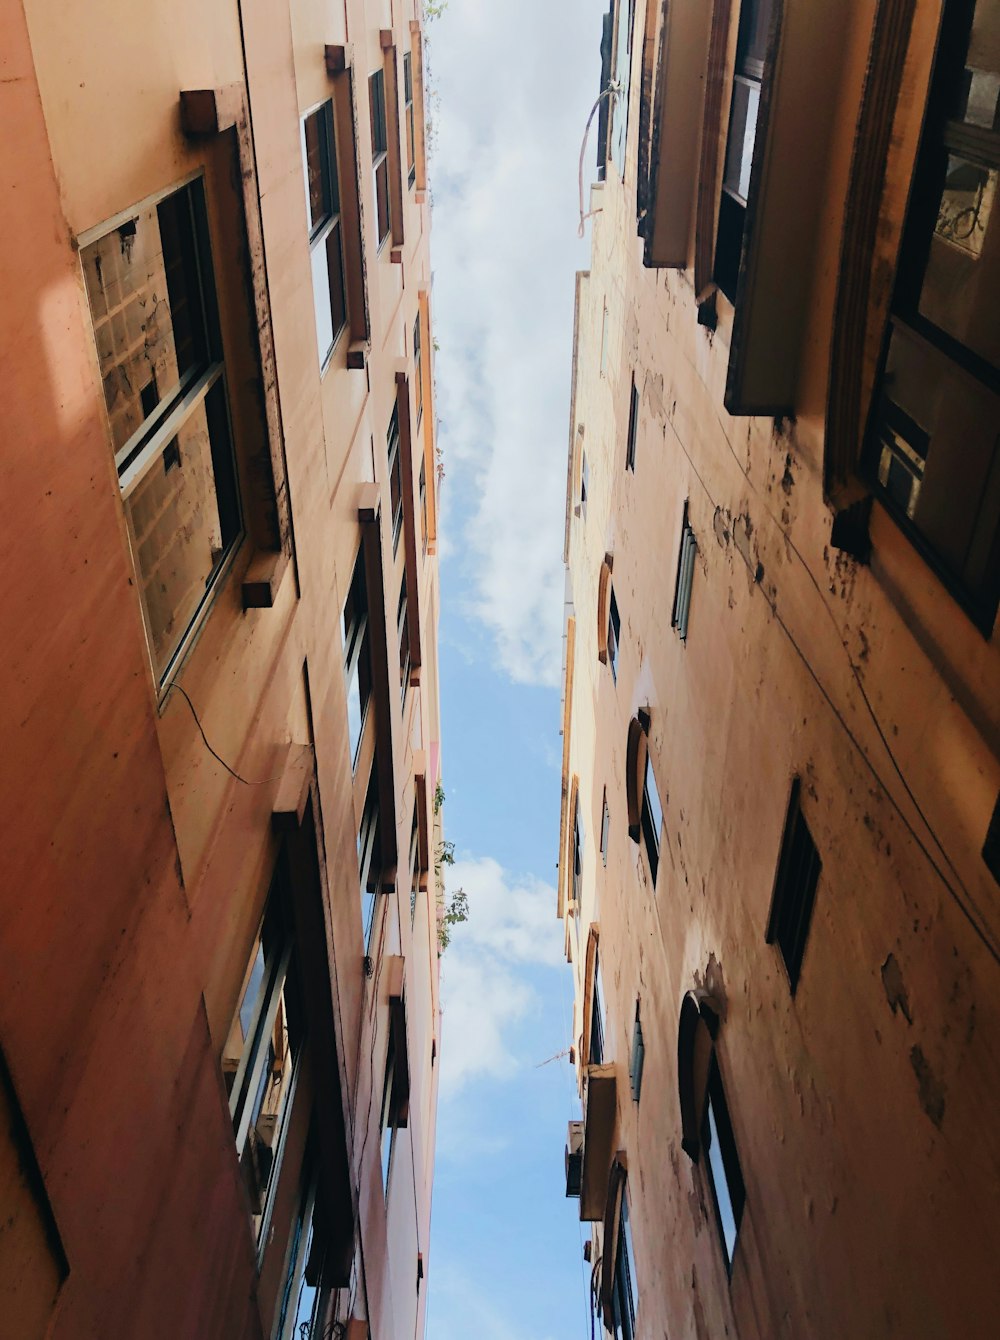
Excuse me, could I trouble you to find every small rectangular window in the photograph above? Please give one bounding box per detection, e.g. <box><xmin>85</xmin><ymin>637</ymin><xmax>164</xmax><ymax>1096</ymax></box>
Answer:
<box><xmin>409</xmin><ymin>807</ymin><xmax>421</xmax><ymax>925</ymax></box>
<box><xmin>600</xmin><ymin>789</ymin><xmax>610</xmax><ymax>866</ymax></box>
<box><xmin>701</xmin><ymin>1054</ymin><xmax>746</xmax><ymax>1272</ymax></box>
<box><xmin>275</xmin><ymin>1163</ymin><xmax>331</xmax><ymax>1340</ymax></box>
<box><xmin>608</xmin><ymin>0</ymin><xmax>634</xmax><ymax>180</ymax></box>
<box><xmin>343</xmin><ymin>550</ymin><xmax>372</xmax><ymax>768</ymax></box>
<box><xmin>608</xmin><ymin>587</ymin><xmax>621</xmax><ymax>682</ymax></box>
<box><xmin>766</xmin><ymin>778</ymin><xmax>821</xmax><ymax>993</ymax></box>
<box><xmin>600</xmin><ymin>306</ymin><xmax>609</xmax><ymax>376</ymax></box>
<box><xmin>302</xmin><ymin>102</ymin><xmax>347</xmax><ymax>368</ymax></box>
<box><xmin>369</xmin><ymin>70</ymin><xmax>391</xmax><ymax>247</ymax></box>
<box><xmin>580</xmin><ymin>451</ymin><xmax>589</xmax><ymax>518</ymax></box>
<box><xmin>81</xmin><ymin>179</ymin><xmax>243</xmax><ymax>684</ymax></box>
<box><xmin>572</xmin><ymin>793</ymin><xmax>584</xmax><ymax>905</ymax></box>
<box><xmin>626</xmin><ymin>376</ymin><xmax>639</xmax><ymax>471</ymax></box>
<box><xmin>223</xmin><ymin>865</ymin><xmax>304</xmax><ymax>1250</ymax></box>
<box><xmin>358</xmin><ymin>769</ymin><xmax>381</xmax><ymax>950</ymax></box>
<box><xmin>715</xmin><ymin>0</ymin><xmax>776</xmax><ymax>302</ymax></box>
<box><xmin>413</xmin><ymin>314</ymin><xmax>423</xmax><ymax>424</ymax></box>
<box><xmin>397</xmin><ymin>568</ymin><xmax>411</xmax><ymax>704</ymax></box>
<box><xmin>387</xmin><ymin>406</ymin><xmax>404</xmax><ymax>553</ymax></box>
<box><xmin>629</xmin><ymin>1004</ymin><xmax>644</xmax><ymax>1102</ymax></box>
<box><xmin>380</xmin><ymin>1035</ymin><xmax>398</xmax><ymax>1196</ymax></box>
<box><xmin>641</xmin><ymin>752</ymin><xmax>662</xmax><ymax>888</ymax></box>
<box><xmin>403</xmin><ymin>52</ymin><xmax>416</xmax><ymax>188</ymax></box>
<box><xmin>589</xmin><ymin>952</ymin><xmax>607</xmax><ymax>1065</ymax></box>
<box><xmin>612</xmin><ymin>1188</ymin><xmax>638</xmax><ymax>1339</ymax></box>
<box><xmin>672</xmin><ymin>503</ymin><xmax>697</xmax><ymax>642</ymax></box>
<box><xmin>419</xmin><ymin>456</ymin><xmax>428</xmax><ymax>555</ymax></box>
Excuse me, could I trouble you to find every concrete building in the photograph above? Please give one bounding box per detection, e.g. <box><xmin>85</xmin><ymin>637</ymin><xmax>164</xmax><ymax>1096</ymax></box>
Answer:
<box><xmin>1</xmin><ymin>2</ymin><xmax>442</xmax><ymax>1337</ymax></box>
<box><xmin>559</xmin><ymin>0</ymin><xmax>1000</xmax><ymax>1336</ymax></box>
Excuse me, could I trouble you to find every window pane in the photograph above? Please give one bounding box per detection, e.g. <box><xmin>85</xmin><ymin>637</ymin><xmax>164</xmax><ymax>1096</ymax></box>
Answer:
<box><xmin>311</xmin><ymin>241</ymin><xmax>335</xmax><ymax>367</ymax></box>
<box><xmin>917</xmin><ymin>157</ymin><xmax>999</xmax><ymax>369</ymax></box>
<box><xmin>874</xmin><ymin>325</ymin><xmax>1000</xmax><ymax>602</ymax></box>
<box><xmin>723</xmin><ymin>77</ymin><xmax>760</xmax><ymax>204</ymax></box>
<box><xmin>644</xmin><ymin>755</ymin><xmax>663</xmax><ymax>845</ymax></box>
<box><xmin>958</xmin><ymin>0</ymin><xmax>1000</xmax><ymax>129</ymax></box>
<box><xmin>303</xmin><ymin>109</ymin><xmax>330</xmax><ymax>233</ymax></box>
<box><xmin>82</xmin><ymin>187</ymin><xmax>208</xmax><ymax>455</ymax></box>
<box><xmin>737</xmin><ymin>0</ymin><xmax>776</xmax><ymax>75</ymax></box>
<box><xmin>375</xmin><ymin>156</ymin><xmax>391</xmax><ymax>244</ymax></box>
<box><xmin>327</xmin><ymin>222</ymin><xmax>347</xmax><ymax>342</ymax></box>
<box><xmin>705</xmin><ymin>1096</ymin><xmax>739</xmax><ymax>1263</ymax></box>
<box><xmin>124</xmin><ymin>383</ymin><xmax>236</xmax><ymax>680</ymax></box>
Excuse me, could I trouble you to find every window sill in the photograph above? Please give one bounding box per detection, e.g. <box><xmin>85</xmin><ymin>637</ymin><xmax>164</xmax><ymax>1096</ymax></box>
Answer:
<box><xmin>241</xmin><ymin>546</ymin><xmax>291</xmax><ymax>610</ymax></box>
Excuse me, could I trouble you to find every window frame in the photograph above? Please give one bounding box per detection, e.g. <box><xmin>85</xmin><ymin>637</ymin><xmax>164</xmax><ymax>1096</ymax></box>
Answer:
<box><xmin>369</xmin><ymin>69</ymin><xmax>392</xmax><ymax>249</ymax></box>
<box><xmin>358</xmin><ymin>768</ymin><xmax>382</xmax><ymax>952</ymax></box>
<box><xmin>413</xmin><ymin>313</ymin><xmax>423</xmax><ymax>425</ymax></box>
<box><xmin>80</xmin><ymin>174</ymin><xmax>244</xmax><ymax>690</ymax></box>
<box><xmin>640</xmin><ymin>751</ymin><xmax>662</xmax><ymax>888</ymax></box>
<box><xmin>672</xmin><ymin>502</ymin><xmax>697</xmax><ymax>642</ymax></box>
<box><xmin>611</xmin><ymin>1185</ymin><xmax>638</xmax><ymax>1339</ymax></box>
<box><xmin>301</xmin><ymin>100</ymin><xmax>348</xmax><ymax>372</ymax></box>
<box><xmin>343</xmin><ymin>548</ymin><xmax>373</xmax><ymax>770</ymax></box>
<box><xmin>701</xmin><ymin>1053</ymin><xmax>746</xmax><ymax>1274</ymax></box>
<box><xmin>225</xmin><ymin>872</ymin><xmax>304</xmax><ymax>1259</ymax></box>
<box><xmin>600</xmin><ymin>788</ymin><xmax>610</xmax><ymax>867</ymax></box>
<box><xmin>274</xmin><ymin>1161</ymin><xmax>332</xmax><ymax>1340</ymax></box>
<box><xmin>860</xmin><ymin>0</ymin><xmax>1000</xmax><ymax>632</ymax></box>
<box><xmin>387</xmin><ymin>405</ymin><xmax>404</xmax><ymax>555</ymax></box>
<box><xmin>397</xmin><ymin>566</ymin><xmax>411</xmax><ymax>705</ymax></box>
<box><xmin>608</xmin><ymin>586</ymin><xmax>621</xmax><ymax>682</ymax></box>
<box><xmin>403</xmin><ymin>51</ymin><xmax>417</xmax><ymax>189</ymax></box>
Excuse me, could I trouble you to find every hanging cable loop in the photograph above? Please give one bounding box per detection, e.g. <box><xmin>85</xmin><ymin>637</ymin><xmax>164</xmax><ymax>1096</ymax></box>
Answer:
<box><xmin>578</xmin><ymin>82</ymin><xmax>621</xmax><ymax>237</ymax></box>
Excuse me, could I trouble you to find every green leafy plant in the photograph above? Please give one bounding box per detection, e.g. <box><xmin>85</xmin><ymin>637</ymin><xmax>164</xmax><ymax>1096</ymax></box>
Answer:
<box><xmin>438</xmin><ymin>887</ymin><xmax>468</xmax><ymax>951</ymax></box>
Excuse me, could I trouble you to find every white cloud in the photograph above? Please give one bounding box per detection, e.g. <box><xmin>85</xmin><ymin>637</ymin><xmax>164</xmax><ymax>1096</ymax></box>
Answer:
<box><xmin>429</xmin><ymin>0</ymin><xmax>608</xmax><ymax>686</ymax></box>
<box><xmin>438</xmin><ymin>857</ymin><xmax>562</xmax><ymax>1096</ymax></box>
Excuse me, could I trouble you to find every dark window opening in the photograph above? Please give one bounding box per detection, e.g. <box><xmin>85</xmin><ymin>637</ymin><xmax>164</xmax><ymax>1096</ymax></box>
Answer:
<box><xmin>370</xmin><ymin>69</ymin><xmax>391</xmax><ymax>247</ymax></box>
<box><xmin>626</xmin><ymin>376</ymin><xmax>639</xmax><ymax>471</ymax></box>
<box><xmin>701</xmin><ymin>1054</ymin><xmax>745</xmax><ymax>1272</ymax></box>
<box><xmin>766</xmin><ymin>778</ymin><xmax>822</xmax><ymax>993</ymax></box>
<box><xmin>608</xmin><ymin>587</ymin><xmax>621</xmax><ymax>681</ymax></box>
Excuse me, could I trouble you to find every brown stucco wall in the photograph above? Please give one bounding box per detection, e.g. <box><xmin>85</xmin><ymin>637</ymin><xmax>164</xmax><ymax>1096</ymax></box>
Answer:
<box><xmin>0</xmin><ymin>0</ymin><xmax>442</xmax><ymax>1336</ymax></box>
<box><xmin>560</xmin><ymin>1</ymin><xmax>1000</xmax><ymax>1337</ymax></box>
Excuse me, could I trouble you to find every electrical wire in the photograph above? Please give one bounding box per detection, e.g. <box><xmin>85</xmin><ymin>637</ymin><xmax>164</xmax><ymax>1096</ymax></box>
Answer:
<box><xmin>165</xmin><ymin>681</ymin><xmax>287</xmax><ymax>785</ymax></box>
<box><xmin>655</xmin><ymin>341</ymin><xmax>1000</xmax><ymax>969</ymax></box>
<box><xmin>578</xmin><ymin>83</ymin><xmax>621</xmax><ymax>238</ymax></box>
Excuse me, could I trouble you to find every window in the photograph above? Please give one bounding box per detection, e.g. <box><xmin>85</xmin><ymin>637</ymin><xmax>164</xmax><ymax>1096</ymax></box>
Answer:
<box><xmin>766</xmin><ymin>779</ymin><xmax>821</xmax><ymax>993</ymax></box>
<box><xmin>572</xmin><ymin>791</ymin><xmax>584</xmax><ymax>907</ymax></box>
<box><xmin>608</xmin><ymin>0</ymin><xmax>635</xmax><ymax>178</ymax></box>
<box><xmin>380</xmin><ymin>1034</ymin><xmax>399</xmax><ymax>1196</ymax></box>
<box><xmin>302</xmin><ymin>102</ymin><xmax>347</xmax><ymax>369</ymax></box>
<box><xmin>580</xmin><ymin>451</ymin><xmax>589</xmax><ymax>518</ymax></box>
<box><xmin>715</xmin><ymin>0</ymin><xmax>776</xmax><ymax>301</ymax></box>
<box><xmin>672</xmin><ymin>503</ymin><xmax>697</xmax><ymax>642</ymax></box>
<box><xmin>589</xmin><ymin>951</ymin><xmax>606</xmax><ymax>1065</ymax></box>
<box><xmin>81</xmin><ymin>178</ymin><xmax>242</xmax><ymax>684</ymax></box>
<box><xmin>387</xmin><ymin>405</ymin><xmax>404</xmax><ymax>554</ymax></box>
<box><xmin>403</xmin><ymin>52</ymin><xmax>416</xmax><ymax>188</ymax></box>
<box><xmin>397</xmin><ymin>568</ymin><xmax>411</xmax><ymax>703</ymax></box>
<box><xmin>611</xmin><ymin>1188</ymin><xmax>638</xmax><ymax>1339</ymax></box>
<box><xmin>702</xmin><ymin>1054</ymin><xmax>746</xmax><ymax>1271</ymax></box>
<box><xmin>222</xmin><ymin>867</ymin><xmax>304</xmax><ymax>1247</ymax></box>
<box><xmin>413</xmin><ymin>313</ymin><xmax>423</xmax><ymax>424</ymax></box>
<box><xmin>626</xmin><ymin>713</ymin><xmax>662</xmax><ymax>886</ymax></box>
<box><xmin>369</xmin><ymin>69</ymin><xmax>391</xmax><ymax>247</ymax></box>
<box><xmin>625</xmin><ymin>375</ymin><xmax>638</xmax><ymax>472</ymax></box>
<box><xmin>640</xmin><ymin>751</ymin><xmax>662</xmax><ymax>888</ymax></box>
<box><xmin>600</xmin><ymin>789</ymin><xmax>610</xmax><ymax>866</ymax></box>
<box><xmin>409</xmin><ymin>807</ymin><xmax>420</xmax><ymax>925</ymax></box>
<box><xmin>419</xmin><ymin>456</ymin><xmax>428</xmax><ymax>554</ymax></box>
<box><xmin>629</xmin><ymin>1003</ymin><xmax>644</xmax><ymax>1102</ymax></box>
<box><xmin>358</xmin><ymin>768</ymin><xmax>381</xmax><ymax>951</ymax></box>
<box><xmin>608</xmin><ymin>587</ymin><xmax>621</xmax><ymax>681</ymax></box>
<box><xmin>275</xmin><ymin>1164</ymin><xmax>331</xmax><ymax>1340</ymax></box>
<box><xmin>343</xmin><ymin>549</ymin><xmax>372</xmax><ymax>768</ymax></box>
<box><xmin>864</xmin><ymin>0</ymin><xmax>1000</xmax><ymax>629</ymax></box>
<box><xmin>600</xmin><ymin>306</ymin><xmax>609</xmax><ymax>375</ymax></box>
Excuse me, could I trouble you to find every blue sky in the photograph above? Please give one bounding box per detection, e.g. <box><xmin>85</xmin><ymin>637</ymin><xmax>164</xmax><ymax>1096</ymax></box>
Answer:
<box><xmin>423</xmin><ymin>1</ymin><xmax>607</xmax><ymax>1336</ymax></box>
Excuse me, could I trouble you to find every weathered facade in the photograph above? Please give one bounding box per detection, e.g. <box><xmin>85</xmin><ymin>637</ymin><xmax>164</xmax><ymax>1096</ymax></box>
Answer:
<box><xmin>560</xmin><ymin>0</ymin><xmax>1000</xmax><ymax>1336</ymax></box>
<box><xmin>1</xmin><ymin>1</ymin><xmax>442</xmax><ymax>1337</ymax></box>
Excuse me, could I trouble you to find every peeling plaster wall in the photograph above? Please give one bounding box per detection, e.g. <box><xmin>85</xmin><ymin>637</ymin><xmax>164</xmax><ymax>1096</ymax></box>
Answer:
<box><xmin>561</xmin><ymin>3</ymin><xmax>1000</xmax><ymax>1337</ymax></box>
